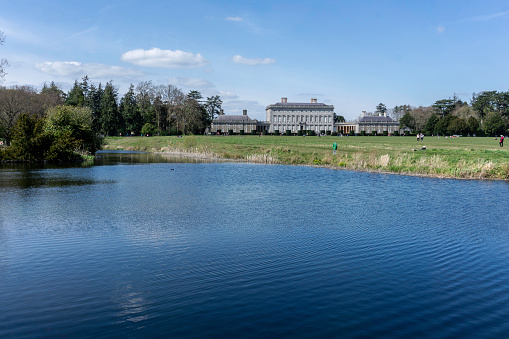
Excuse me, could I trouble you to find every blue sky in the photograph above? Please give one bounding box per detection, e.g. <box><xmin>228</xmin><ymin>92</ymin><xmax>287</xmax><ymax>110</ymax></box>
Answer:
<box><xmin>1</xmin><ymin>0</ymin><xmax>509</xmax><ymax>121</ymax></box>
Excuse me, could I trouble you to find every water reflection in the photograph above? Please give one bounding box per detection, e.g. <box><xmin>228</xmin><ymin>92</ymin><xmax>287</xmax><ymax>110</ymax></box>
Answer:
<box><xmin>0</xmin><ymin>169</ymin><xmax>99</xmax><ymax>189</ymax></box>
<box><xmin>94</xmin><ymin>150</ymin><xmax>222</xmax><ymax>165</ymax></box>
<box><xmin>2</xmin><ymin>155</ymin><xmax>509</xmax><ymax>337</ymax></box>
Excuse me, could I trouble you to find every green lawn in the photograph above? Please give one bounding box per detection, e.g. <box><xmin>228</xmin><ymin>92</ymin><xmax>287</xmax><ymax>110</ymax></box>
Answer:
<box><xmin>104</xmin><ymin>135</ymin><xmax>509</xmax><ymax>180</ymax></box>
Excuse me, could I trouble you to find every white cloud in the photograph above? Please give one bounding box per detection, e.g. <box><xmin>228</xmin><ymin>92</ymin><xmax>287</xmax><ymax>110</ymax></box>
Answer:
<box><xmin>226</xmin><ymin>17</ymin><xmax>243</xmax><ymax>21</ymax></box>
<box><xmin>121</xmin><ymin>48</ymin><xmax>209</xmax><ymax>68</ymax></box>
<box><xmin>232</xmin><ymin>55</ymin><xmax>275</xmax><ymax>66</ymax></box>
<box><xmin>169</xmin><ymin>77</ymin><xmax>214</xmax><ymax>89</ymax></box>
<box><xmin>35</xmin><ymin>61</ymin><xmax>144</xmax><ymax>78</ymax></box>
<box><xmin>218</xmin><ymin>90</ymin><xmax>238</xmax><ymax>99</ymax></box>
<box><xmin>436</xmin><ymin>25</ymin><xmax>445</xmax><ymax>34</ymax></box>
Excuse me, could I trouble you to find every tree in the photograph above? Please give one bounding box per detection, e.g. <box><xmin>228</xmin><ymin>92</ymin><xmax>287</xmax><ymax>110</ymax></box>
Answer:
<box><xmin>44</xmin><ymin>105</ymin><xmax>102</xmax><ymax>156</ymax></box>
<box><xmin>424</xmin><ymin>113</ymin><xmax>439</xmax><ymax>135</ymax></box>
<box><xmin>6</xmin><ymin>113</ymin><xmax>48</xmax><ymax>161</ymax></box>
<box><xmin>375</xmin><ymin>103</ymin><xmax>387</xmax><ymax>116</ymax></box>
<box><xmin>399</xmin><ymin>112</ymin><xmax>415</xmax><ymax>130</ymax></box>
<box><xmin>40</xmin><ymin>82</ymin><xmax>66</xmax><ymax>110</ymax></box>
<box><xmin>471</xmin><ymin>91</ymin><xmax>497</xmax><ymax>121</ymax></box>
<box><xmin>100</xmin><ymin>81</ymin><xmax>120</xmax><ymax>136</ymax></box>
<box><xmin>483</xmin><ymin>112</ymin><xmax>506</xmax><ymax>136</ymax></box>
<box><xmin>447</xmin><ymin>117</ymin><xmax>468</xmax><ymax>135</ymax></box>
<box><xmin>410</xmin><ymin>106</ymin><xmax>433</xmax><ymax>131</ymax></box>
<box><xmin>120</xmin><ymin>84</ymin><xmax>143</xmax><ymax>135</ymax></box>
<box><xmin>0</xmin><ymin>86</ymin><xmax>43</xmax><ymax>144</ymax></box>
<box><xmin>392</xmin><ymin>105</ymin><xmax>411</xmax><ymax>121</ymax></box>
<box><xmin>432</xmin><ymin>99</ymin><xmax>455</xmax><ymax>117</ymax></box>
<box><xmin>166</xmin><ymin>85</ymin><xmax>186</xmax><ymax>134</ymax></box>
<box><xmin>0</xmin><ymin>31</ymin><xmax>8</xmax><ymax>82</ymax></box>
<box><xmin>205</xmin><ymin>95</ymin><xmax>222</xmax><ymax>122</ymax></box>
<box><xmin>434</xmin><ymin>114</ymin><xmax>456</xmax><ymax>136</ymax></box>
<box><xmin>86</xmin><ymin>83</ymin><xmax>104</xmax><ymax>133</ymax></box>
<box><xmin>65</xmin><ymin>80</ymin><xmax>85</xmax><ymax>107</ymax></box>
<box><xmin>467</xmin><ymin>116</ymin><xmax>480</xmax><ymax>135</ymax></box>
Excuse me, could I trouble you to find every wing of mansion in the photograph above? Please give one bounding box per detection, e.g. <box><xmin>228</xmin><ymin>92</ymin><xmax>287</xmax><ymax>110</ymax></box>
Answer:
<box><xmin>211</xmin><ymin>97</ymin><xmax>403</xmax><ymax>135</ymax></box>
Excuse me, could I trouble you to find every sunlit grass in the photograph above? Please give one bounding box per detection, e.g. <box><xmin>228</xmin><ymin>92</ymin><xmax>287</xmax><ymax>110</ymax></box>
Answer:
<box><xmin>104</xmin><ymin>135</ymin><xmax>509</xmax><ymax>180</ymax></box>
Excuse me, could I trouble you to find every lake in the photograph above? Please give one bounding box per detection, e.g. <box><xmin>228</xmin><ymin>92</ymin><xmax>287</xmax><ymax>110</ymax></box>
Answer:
<box><xmin>1</xmin><ymin>152</ymin><xmax>509</xmax><ymax>338</ymax></box>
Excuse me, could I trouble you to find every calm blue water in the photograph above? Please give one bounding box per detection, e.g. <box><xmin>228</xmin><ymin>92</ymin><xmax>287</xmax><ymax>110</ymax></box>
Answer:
<box><xmin>1</xmin><ymin>153</ymin><xmax>509</xmax><ymax>338</ymax></box>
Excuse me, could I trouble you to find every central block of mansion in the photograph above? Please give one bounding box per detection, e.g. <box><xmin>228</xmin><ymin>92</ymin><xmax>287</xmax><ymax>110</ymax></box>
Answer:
<box><xmin>266</xmin><ymin>97</ymin><xmax>335</xmax><ymax>134</ymax></box>
<box><xmin>210</xmin><ymin>97</ymin><xmax>401</xmax><ymax>135</ymax></box>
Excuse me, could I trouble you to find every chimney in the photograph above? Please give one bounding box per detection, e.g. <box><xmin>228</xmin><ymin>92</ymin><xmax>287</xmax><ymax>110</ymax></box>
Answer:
<box><xmin>361</xmin><ymin>111</ymin><xmax>366</xmax><ymax>117</ymax></box>
<box><xmin>243</xmin><ymin>109</ymin><xmax>247</xmax><ymax>115</ymax></box>
<box><xmin>281</xmin><ymin>97</ymin><xmax>288</xmax><ymax>103</ymax></box>
<box><xmin>311</xmin><ymin>98</ymin><xmax>317</xmax><ymax>103</ymax></box>
<box><xmin>219</xmin><ymin>109</ymin><xmax>224</xmax><ymax>115</ymax></box>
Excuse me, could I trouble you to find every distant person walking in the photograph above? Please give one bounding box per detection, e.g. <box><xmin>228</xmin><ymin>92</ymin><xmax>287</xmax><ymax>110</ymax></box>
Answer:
<box><xmin>332</xmin><ymin>142</ymin><xmax>337</xmax><ymax>155</ymax></box>
<box><xmin>420</xmin><ymin>133</ymin><xmax>424</xmax><ymax>142</ymax></box>
<box><xmin>500</xmin><ymin>135</ymin><xmax>504</xmax><ymax>147</ymax></box>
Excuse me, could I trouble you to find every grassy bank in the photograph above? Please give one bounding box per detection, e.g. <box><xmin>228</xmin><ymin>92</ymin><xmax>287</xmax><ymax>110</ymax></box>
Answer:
<box><xmin>103</xmin><ymin>135</ymin><xmax>509</xmax><ymax>180</ymax></box>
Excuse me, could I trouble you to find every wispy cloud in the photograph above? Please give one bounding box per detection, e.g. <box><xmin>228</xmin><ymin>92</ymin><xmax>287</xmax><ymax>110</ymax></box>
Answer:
<box><xmin>232</xmin><ymin>55</ymin><xmax>275</xmax><ymax>66</ymax></box>
<box><xmin>169</xmin><ymin>77</ymin><xmax>214</xmax><ymax>89</ymax></box>
<box><xmin>457</xmin><ymin>10</ymin><xmax>509</xmax><ymax>23</ymax></box>
<box><xmin>226</xmin><ymin>16</ymin><xmax>243</xmax><ymax>22</ymax></box>
<box><xmin>121</xmin><ymin>48</ymin><xmax>209</xmax><ymax>68</ymax></box>
<box><xmin>64</xmin><ymin>26</ymin><xmax>99</xmax><ymax>40</ymax></box>
<box><xmin>35</xmin><ymin>61</ymin><xmax>144</xmax><ymax>78</ymax></box>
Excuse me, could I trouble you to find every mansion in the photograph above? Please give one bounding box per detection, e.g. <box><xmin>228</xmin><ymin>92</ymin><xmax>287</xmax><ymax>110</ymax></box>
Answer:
<box><xmin>210</xmin><ymin>98</ymin><xmax>402</xmax><ymax>135</ymax></box>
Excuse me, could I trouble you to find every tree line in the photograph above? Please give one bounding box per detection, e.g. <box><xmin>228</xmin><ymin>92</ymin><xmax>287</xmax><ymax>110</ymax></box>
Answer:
<box><xmin>0</xmin><ymin>76</ymin><xmax>222</xmax><ymax>161</ymax></box>
<box><xmin>389</xmin><ymin>92</ymin><xmax>509</xmax><ymax>136</ymax></box>
<box><xmin>60</xmin><ymin>76</ymin><xmax>223</xmax><ymax>137</ymax></box>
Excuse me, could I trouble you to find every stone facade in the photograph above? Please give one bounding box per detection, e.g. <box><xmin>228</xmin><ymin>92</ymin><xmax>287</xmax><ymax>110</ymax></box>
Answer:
<box><xmin>356</xmin><ymin>111</ymin><xmax>400</xmax><ymax>135</ymax></box>
<box><xmin>265</xmin><ymin>98</ymin><xmax>335</xmax><ymax>134</ymax></box>
<box><xmin>210</xmin><ymin>110</ymin><xmax>268</xmax><ymax>134</ymax></box>
<box><xmin>211</xmin><ymin>100</ymin><xmax>402</xmax><ymax>136</ymax></box>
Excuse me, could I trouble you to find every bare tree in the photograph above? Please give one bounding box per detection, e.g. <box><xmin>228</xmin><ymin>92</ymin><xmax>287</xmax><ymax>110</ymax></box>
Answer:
<box><xmin>0</xmin><ymin>86</ymin><xmax>43</xmax><ymax>144</ymax></box>
<box><xmin>409</xmin><ymin>106</ymin><xmax>434</xmax><ymax>131</ymax></box>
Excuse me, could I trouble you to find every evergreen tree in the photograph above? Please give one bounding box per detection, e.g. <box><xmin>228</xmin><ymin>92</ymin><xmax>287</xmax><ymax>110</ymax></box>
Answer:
<box><xmin>205</xmin><ymin>95</ymin><xmax>222</xmax><ymax>122</ymax></box>
<box><xmin>467</xmin><ymin>116</ymin><xmax>480</xmax><ymax>135</ymax></box>
<box><xmin>424</xmin><ymin>113</ymin><xmax>439</xmax><ymax>135</ymax></box>
<box><xmin>65</xmin><ymin>80</ymin><xmax>85</xmax><ymax>107</ymax></box>
<box><xmin>100</xmin><ymin>81</ymin><xmax>120</xmax><ymax>136</ymax></box>
<box><xmin>120</xmin><ymin>84</ymin><xmax>143</xmax><ymax>135</ymax></box>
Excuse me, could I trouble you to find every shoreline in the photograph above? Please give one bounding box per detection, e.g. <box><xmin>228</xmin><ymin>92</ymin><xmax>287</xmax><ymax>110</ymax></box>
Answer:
<box><xmin>151</xmin><ymin>149</ymin><xmax>505</xmax><ymax>182</ymax></box>
<box><xmin>102</xmin><ymin>136</ymin><xmax>509</xmax><ymax>181</ymax></box>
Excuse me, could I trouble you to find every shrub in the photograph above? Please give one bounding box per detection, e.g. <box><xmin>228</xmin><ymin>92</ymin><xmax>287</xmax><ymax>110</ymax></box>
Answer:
<box><xmin>360</xmin><ymin>131</ymin><xmax>366</xmax><ymax>136</ymax></box>
<box><xmin>228</xmin><ymin>129</ymin><xmax>233</xmax><ymax>135</ymax></box>
<box><xmin>251</xmin><ymin>130</ymin><xmax>257</xmax><ymax>135</ymax></box>
<box><xmin>274</xmin><ymin>130</ymin><xmax>279</xmax><ymax>135</ymax></box>
<box><xmin>326</xmin><ymin>130</ymin><xmax>331</xmax><ymax>135</ymax></box>
<box><xmin>263</xmin><ymin>130</ymin><xmax>268</xmax><ymax>135</ymax></box>
<box><xmin>383</xmin><ymin>131</ymin><xmax>388</xmax><ymax>136</ymax></box>
<box><xmin>240</xmin><ymin>130</ymin><xmax>245</xmax><ymax>135</ymax></box>
<box><xmin>141</xmin><ymin>123</ymin><xmax>155</xmax><ymax>136</ymax></box>
<box><xmin>286</xmin><ymin>130</ymin><xmax>291</xmax><ymax>136</ymax></box>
